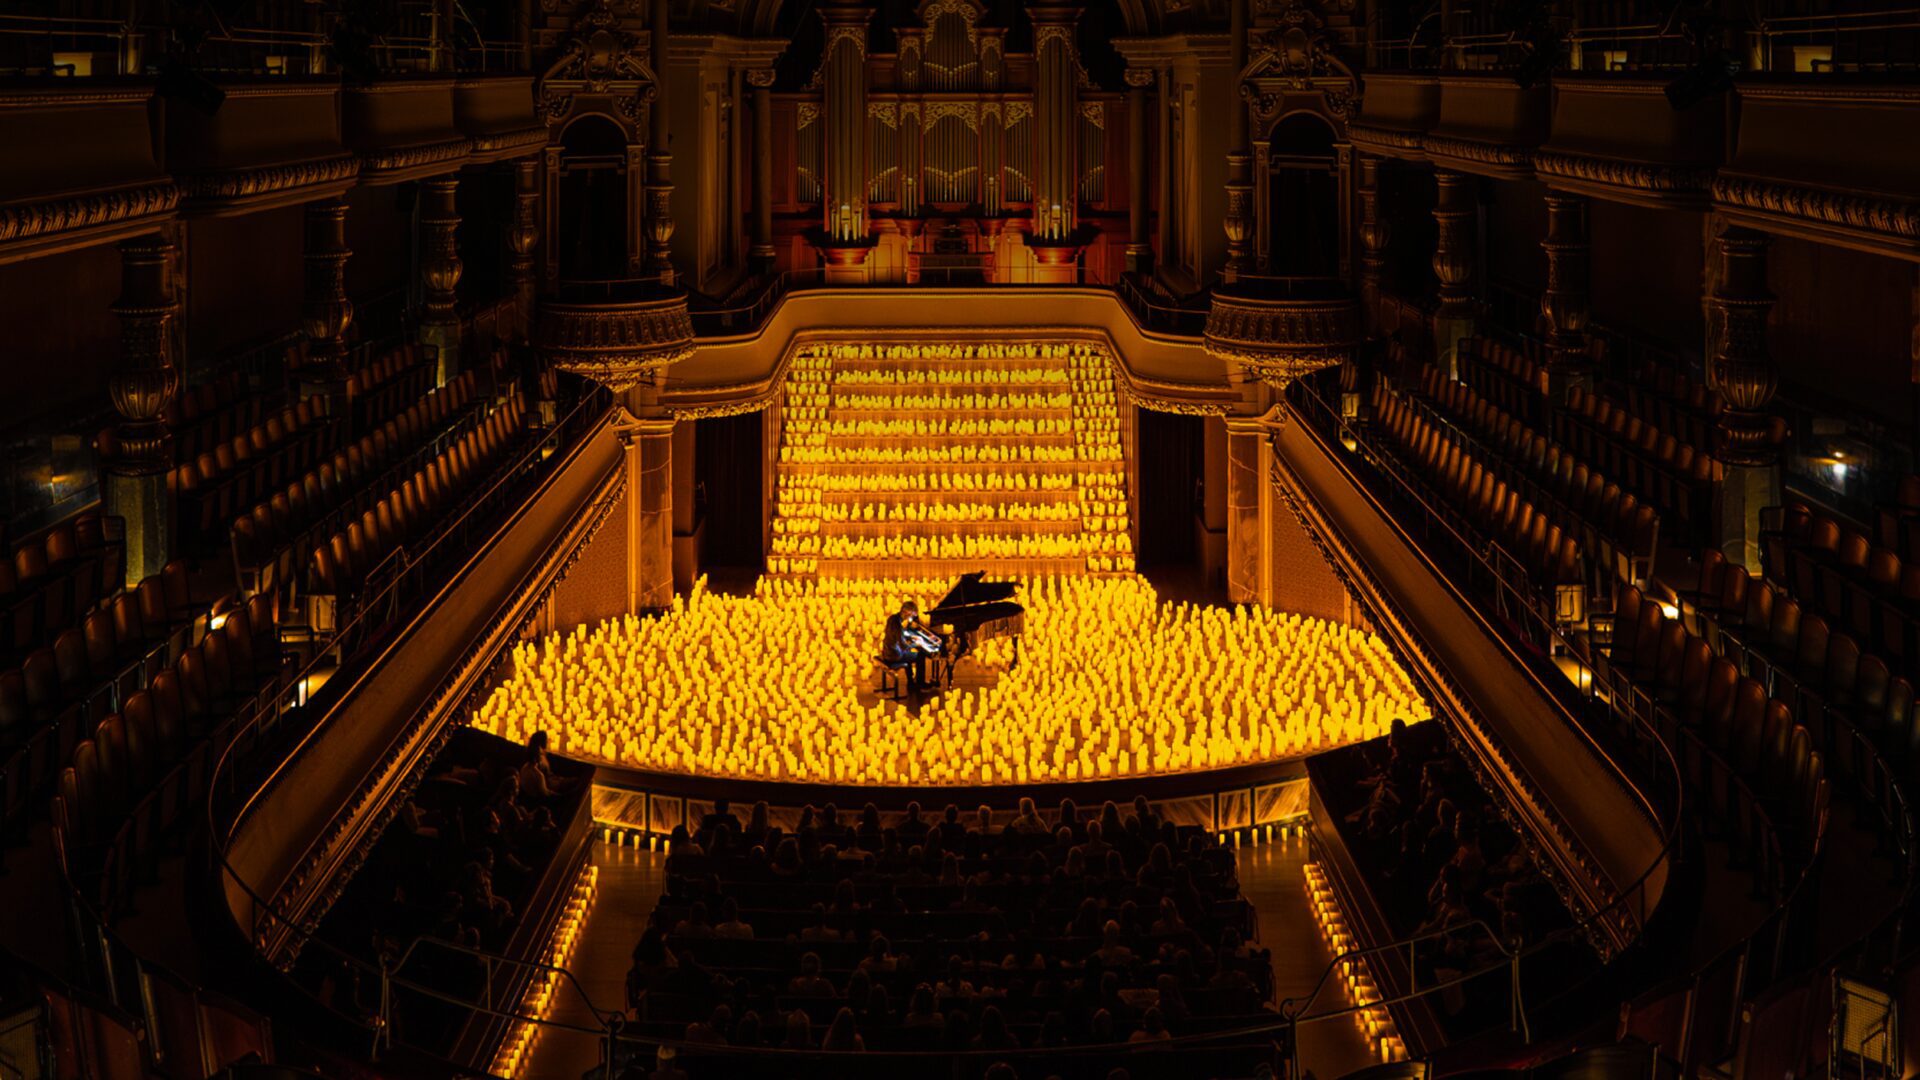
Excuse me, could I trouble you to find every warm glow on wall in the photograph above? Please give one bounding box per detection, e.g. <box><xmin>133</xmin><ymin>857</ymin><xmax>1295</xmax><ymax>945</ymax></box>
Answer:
<box><xmin>472</xmin><ymin>575</ymin><xmax>1430</xmax><ymax>786</ymax></box>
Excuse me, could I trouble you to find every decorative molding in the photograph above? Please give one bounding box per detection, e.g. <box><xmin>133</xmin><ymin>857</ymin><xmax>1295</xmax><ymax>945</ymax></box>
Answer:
<box><xmin>868</xmin><ymin>101</ymin><xmax>899</xmax><ymax>125</ymax></box>
<box><xmin>358</xmin><ymin>138</ymin><xmax>474</xmax><ymax>178</ymax></box>
<box><xmin>1532</xmin><ymin>149</ymin><xmax>1713</xmax><ymax>197</ymax></box>
<box><xmin>1712</xmin><ymin>173</ymin><xmax>1920</xmax><ymax>242</ymax></box>
<box><xmin>925</xmin><ymin>100</ymin><xmax>980</xmax><ymax>130</ymax></box>
<box><xmin>901</xmin><ymin>100</ymin><xmax>923</xmax><ymax>122</ymax></box>
<box><xmin>797</xmin><ymin>102</ymin><xmax>820</xmax><ymax>128</ymax></box>
<box><xmin>537</xmin><ymin>0</ymin><xmax>661</xmax><ymax>127</ymax></box>
<box><xmin>1124</xmin><ymin>68</ymin><xmax>1157</xmax><ymax>89</ymax></box>
<box><xmin>1242</xmin><ymin>0</ymin><xmax>1360</xmax><ymax>120</ymax></box>
<box><xmin>1345</xmin><ymin>124</ymin><xmax>1424</xmax><ymax>156</ymax></box>
<box><xmin>0</xmin><ymin>180</ymin><xmax>179</xmax><ymax>245</ymax></box>
<box><xmin>175</xmin><ymin>154</ymin><xmax>361</xmax><ymax>203</ymax></box>
<box><xmin>537</xmin><ymin>291</ymin><xmax>697</xmax><ymax>394</ymax></box>
<box><xmin>1422</xmin><ymin>133</ymin><xmax>1532</xmax><ymax>171</ymax></box>
<box><xmin>921</xmin><ymin>0</ymin><xmax>982</xmax><ymax>46</ymax></box>
<box><xmin>1033</xmin><ymin>24</ymin><xmax>1075</xmax><ymax>54</ymax></box>
<box><xmin>1080</xmin><ymin>101</ymin><xmax>1105</xmax><ymax>128</ymax></box>
<box><xmin>471</xmin><ymin>124</ymin><xmax>552</xmax><ymax>157</ymax></box>
<box><xmin>1204</xmin><ymin>289</ymin><xmax>1359</xmax><ymax>387</ymax></box>
<box><xmin>825</xmin><ymin>24</ymin><xmax>869</xmax><ymax>61</ymax></box>
<box><xmin>1004</xmin><ymin>100</ymin><xmax>1033</xmax><ymax>125</ymax></box>
<box><xmin>745</xmin><ymin>68</ymin><xmax>778</xmax><ymax>89</ymax></box>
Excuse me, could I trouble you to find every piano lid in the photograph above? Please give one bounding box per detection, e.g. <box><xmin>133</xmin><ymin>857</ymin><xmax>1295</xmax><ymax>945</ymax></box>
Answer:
<box><xmin>929</xmin><ymin>571</ymin><xmax>1019</xmax><ymax>613</ymax></box>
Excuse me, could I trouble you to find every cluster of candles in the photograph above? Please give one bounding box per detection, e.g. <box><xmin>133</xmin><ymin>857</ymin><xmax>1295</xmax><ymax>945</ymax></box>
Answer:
<box><xmin>770</xmin><ymin>340</ymin><xmax>1132</xmax><ymax>577</ymax></box>
<box><xmin>835</xmin><ymin>390</ymin><xmax>1073</xmax><ymax>410</ymax></box>
<box><xmin>489</xmin><ymin>864</ymin><xmax>599</xmax><ymax>1077</ymax></box>
<box><xmin>805</xmin><ymin>416</ymin><xmax>1077</xmax><ymax>438</ymax></box>
<box><xmin>470</xmin><ymin>576</ymin><xmax>1429</xmax><ymax>786</ymax></box>
<box><xmin>1305</xmin><ymin>861</ymin><xmax>1408</xmax><ymax>1061</ymax></box>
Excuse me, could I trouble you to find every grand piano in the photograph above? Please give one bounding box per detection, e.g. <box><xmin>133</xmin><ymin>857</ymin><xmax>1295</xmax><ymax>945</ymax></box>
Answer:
<box><xmin>926</xmin><ymin>571</ymin><xmax>1026</xmax><ymax>685</ymax></box>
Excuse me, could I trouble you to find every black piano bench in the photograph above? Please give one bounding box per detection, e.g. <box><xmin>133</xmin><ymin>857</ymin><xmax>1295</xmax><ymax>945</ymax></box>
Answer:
<box><xmin>874</xmin><ymin>655</ymin><xmax>912</xmax><ymax>699</ymax></box>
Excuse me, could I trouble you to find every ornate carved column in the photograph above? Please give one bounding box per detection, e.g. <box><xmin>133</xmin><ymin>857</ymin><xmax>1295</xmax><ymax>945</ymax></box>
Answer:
<box><xmin>646</xmin><ymin>0</ymin><xmax>677</xmax><ymax>284</ymax></box>
<box><xmin>1356</xmin><ymin>155</ymin><xmax>1390</xmax><ymax>336</ymax></box>
<box><xmin>102</xmin><ymin>236</ymin><xmax>181</xmax><ymax>586</ymax></box>
<box><xmin>1540</xmin><ymin>193</ymin><xmax>1592</xmax><ymax>402</ymax></box>
<box><xmin>1125</xmin><ymin>68</ymin><xmax>1154</xmax><ymax>275</ymax></box>
<box><xmin>1709</xmin><ymin>226</ymin><xmax>1782</xmax><ymax>572</ymax></box>
<box><xmin>418</xmin><ymin>175</ymin><xmax>464</xmax><ymax>385</ymax></box>
<box><xmin>299</xmin><ymin>198</ymin><xmax>353</xmax><ymax>414</ymax></box>
<box><xmin>748</xmin><ymin>68</ymin><xmax>777</xmax><ymax>271</ymax></box>
<box><xmin>1222</xmin><ymin>0</ymin><xmax>1253</xmax><ymax>280</ymax></box>
<box><xmin>1431</xmin><ymin>169</ymin><xmax>1477</xmax><ymax>371</ymax></box>
<box><xmin>506</xmin><ymin>159</ymin><xmax>541</xmax><ymax>344</ymax></box>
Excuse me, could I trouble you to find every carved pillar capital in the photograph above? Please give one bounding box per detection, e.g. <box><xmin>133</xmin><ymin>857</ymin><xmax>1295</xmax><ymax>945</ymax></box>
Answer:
<box><xmin>1431</xmin><ymin>170</ymin><xmax>1477</xmax><ymax>320</ymax></box>
<box><xmin>300</xmin><ymin>197</ymin><xmax>354</xmax><ymax>405</ymax></box>
<box><xmin>1540</xmin><ymin>192</ymin><xmax>1592</xmax><ymax>396</ymax></box>
<box><xmin>1709</xmin><ymin>226</ymin><xmax>1780</xmax><ymax>467</ymax></box>
<box><xmin>104</xmin><ymin>235</ymin><xmax>181</xmax><ymax>476</ymax></box>
<box><xmin>1356</xmin><ymin>155</ymin><xmax>1390</xmax><ymax>334</ymax></box>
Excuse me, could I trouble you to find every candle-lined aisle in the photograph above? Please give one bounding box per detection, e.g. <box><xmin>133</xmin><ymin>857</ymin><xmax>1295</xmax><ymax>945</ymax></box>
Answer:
<box><xmin>770</xmin><ymin>341</ymin><xmax>1133</xmax><ymax>578</ymax></box>
<box><xmin>470</xmin><ymin>575</ymin><xmax>1431</xmax><ymax>786</ymax></box>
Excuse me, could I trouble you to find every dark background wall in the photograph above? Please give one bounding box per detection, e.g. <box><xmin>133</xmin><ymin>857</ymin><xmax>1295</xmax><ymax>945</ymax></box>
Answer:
<box><xmin>0</xmin><ymin>244</ymin><xmax>121</xmax><ymax>432</ymax></box>
<box><xmin>184</xmin><ymin>206</ymin><xmax>303</xmax><ymax>363</ymax></box>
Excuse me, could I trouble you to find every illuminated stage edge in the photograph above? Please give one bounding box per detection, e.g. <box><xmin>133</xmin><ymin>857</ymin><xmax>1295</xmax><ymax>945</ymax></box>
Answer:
<box><xmin>584</xmin><ymin>753</ymin><xmax>1313</xmax><ymax>844</ymax></box>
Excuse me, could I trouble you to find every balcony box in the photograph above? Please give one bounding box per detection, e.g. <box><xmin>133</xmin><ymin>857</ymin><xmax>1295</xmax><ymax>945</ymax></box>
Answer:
<box><xmin>1348</xmin><ymin>73</ymin><xmax>1439</xmax><ymax>161</ymax></box>
<box><xmin>1534</xmin><ymin>76</ymin><xmax>1723</xmax><ymax>209</ymax></box>
<box><xmin>1422</xmin><ymin>76</ymin><xmax>1550</xmax><ymax>180</ymax></box>
<box><xmin>455</xmin><ymin>76</ymin><xmax>548</xmax><ymax>165</ymax></box>
<box><xmin>342</xmin><ymin>76</ymin><xmax>471</xmax><ymax>186</ymax></box>
<box><xmin>0</xmin><ymin>80</ymin><xmax>177</xmax><ymax>262</ymax></box>
<box><xmin>165</xmin><ymin>78</ymin><xmax>358</xmax><ymax>217</ymax></box>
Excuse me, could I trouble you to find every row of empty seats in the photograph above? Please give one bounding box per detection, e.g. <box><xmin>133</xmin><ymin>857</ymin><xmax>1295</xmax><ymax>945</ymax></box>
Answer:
<box><xmin>1608</xmin><ymin>584</ymin><xmax>1830</xmax><ymax>885</ymax></box>
<box><xmin>1762</xmin><ymin>504</ymin><xmax>1920</xmax><ymax>682</ymax></box>
<box><xmin>1414</xmin><ymin>364</ymin><xmax>1660</xmax><ymax>589</ymax></box>
<box><xmin>53</xmin><ymin>594</ymin><xmax>286</xmax><ymax>912</ymax></box>
<box><xmin>1370</xmin><ymin>382</ymin><xmax>1583</xmax><ymax>592</ymax></box>
<box><xmin>231</xmin><ymin>368</ymin><xmax>489</xmax><ymax>606</ymax></box>
<box><xmin>308</xmin><ymin>391</ymin><xmax>531</xmax><ymax>610</ymax></box>
<box><xmin>1615</xmin><ymin>348</ymin><xmax>1724</xmax><ymax>456</ymax></box>
<box><xmin>1554</xmin><ymin>386</ymin><xmax>1724</xmax><ymax>545</ymax></box>
<box><xmin>0</xmin><ymin>514</ymin><xmax>125</xmax><ymax>665</ymax></box>
<box><xmin>0</xmin><ymin>560</ymin><xmax>202</xmax><ymax>838</ymax></box>
<box><xmin>166</xmin><ymin>370</ymin><xmax>278</xmax><ymax>466</ymax></box>
<box><xmin>1457</xmin><ymin>335</ymin><xmax>1550</xmax><ymax>421</ymax></box>
<box><xmin>173</xmin><ymin>400</ymin><xmax>336</xmax><ymax>557</ymax></box>
<box><xmin>346</xmin><ymin>343</ymin><xmax>438</xmax><ymax>434</ymax></box>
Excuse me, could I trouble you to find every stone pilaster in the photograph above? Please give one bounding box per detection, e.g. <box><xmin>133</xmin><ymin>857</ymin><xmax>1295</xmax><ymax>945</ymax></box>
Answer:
<box><xmin>1431</xmin><ymin>169</ymin><xmax>1477</xmax><ymax>371</ymax></box>
<box><xmin>1356</xmin><ymin>155</ymin><xmax>1390</xmax><ymax>336</ymax></box>
<box><xmin>418</xmin><ymin>175</ymin><xmax>464</xmax><ymax>385</ymax></box>
<box><xmin>620</xmin><ymin>408</ymin><xmax>677</xmax><ymax>613</ymax></box>
<box><xmin>506</xmin><ymin>159</ymin><xmax>541</xmax><ymax>344</ymax></box>
<box><xmin>1125</xmin><ymin>68</ymin><xmax>1155</xmax><ymax>275</ymax></box>
<box><xmin>647</xmin><ymin>0</ymin><xmax>677</xmax><ymax>284</ymax></box>
<box><xmin>1224</xmin><ymin>414</ymin><xmax>1267</xmax><ymax>606</ymax></box>
<box><xmin>1709</xmin><ymin>226</ymin><xmax>1781</xmax><ymax>572</ymax></box>
<box><xmin>103</xmin><ymin>236</ymin><xmax>181</xmax><ymax>586</ymax></box>
<box><xmin>1540</xmin><ymin>192</ymin><xmax>1593</xmax><ymax>402</ymax></box>
<box><xmin>748</xmin><ymin>68</ymin><xmax>777</xmax><ymax>270</ymax></box>
<box><xmin>300</xmin><ymin>197</ymin><xmax>353</xmax><ymax>414</ymax></box>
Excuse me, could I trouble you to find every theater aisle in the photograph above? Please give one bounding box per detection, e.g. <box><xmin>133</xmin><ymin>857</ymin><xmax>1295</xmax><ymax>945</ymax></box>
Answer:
<box><xmin>1239</xmin><ymin>832</ymin><xmax>1380</xmax><ymax>1077</ymax></box>
<box><xmin>524</xmin><ymin>841</ymin><xmax>669</xmax><ymax>1079</ymax></box>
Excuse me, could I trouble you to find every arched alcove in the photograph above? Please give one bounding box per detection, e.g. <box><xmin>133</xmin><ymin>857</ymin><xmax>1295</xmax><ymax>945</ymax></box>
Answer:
<box><xmin>556</xmin><ymin>114</ymin><xmax>632</xmax><ymax>280</ymax></box>
<box><xmin>1265</xmin><ymin>112</ymin><xmax>1340</xmax><ymax>277</ymax></box>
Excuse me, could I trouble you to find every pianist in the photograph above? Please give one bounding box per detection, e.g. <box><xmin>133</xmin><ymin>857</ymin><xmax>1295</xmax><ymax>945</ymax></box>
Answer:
<box><xmin>881</xmin><ymin>600</ymin><xmax>942</xmax><ymax>693</ymax></box>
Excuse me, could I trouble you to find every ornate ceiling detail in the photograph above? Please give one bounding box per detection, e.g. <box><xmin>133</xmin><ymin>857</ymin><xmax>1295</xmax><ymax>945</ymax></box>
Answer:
<box><xmin>1241</xmin><ymin>0</ymin><xmax>1360</xmax><ymax>121</ymax></box>
<box><xmin>537</xmin><ymin>0</ymin><xmax>661</xmax><ymax>128</ymax></box>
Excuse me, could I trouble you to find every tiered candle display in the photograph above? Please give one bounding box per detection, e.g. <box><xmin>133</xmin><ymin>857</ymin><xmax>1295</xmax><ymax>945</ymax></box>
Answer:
<box><xmin>770</xmin><ymin>341</ymin><xmax>1133</xmax><ymax>578</ymax></box>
